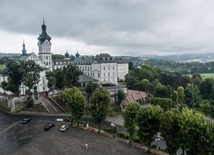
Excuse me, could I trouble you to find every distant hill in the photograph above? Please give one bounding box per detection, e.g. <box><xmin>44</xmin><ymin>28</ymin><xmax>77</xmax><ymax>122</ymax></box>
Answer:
<box><xmin>0</xmin><ymin>53</ymin><xmax>20</xmax><ymax>59</ymax></box>
<box><xmin>144</xmin><ymin>53</ymin><xmax>214</xmax><ymax>63</ymax></box>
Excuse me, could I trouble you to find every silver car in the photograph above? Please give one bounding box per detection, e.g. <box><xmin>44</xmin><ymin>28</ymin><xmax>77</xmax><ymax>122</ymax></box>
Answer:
<box><xmin>60</xmin><ymin>125</ymin><xmax>69</xmax><ymax>132</ymax></box>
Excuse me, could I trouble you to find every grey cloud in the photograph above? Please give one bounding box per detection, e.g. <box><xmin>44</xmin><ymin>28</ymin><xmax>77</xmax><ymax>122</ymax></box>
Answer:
<box><xmin>1</xmin><ymin>0</ymin><xmax>214</xmax><ymax>56</ymax></box>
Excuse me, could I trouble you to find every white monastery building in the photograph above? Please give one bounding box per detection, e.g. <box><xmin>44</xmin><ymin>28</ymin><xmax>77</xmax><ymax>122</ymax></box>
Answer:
<box><xmin>0</xmin><ymin>20</ymin><xmax>129</xmax><ymax>95</ymax></box>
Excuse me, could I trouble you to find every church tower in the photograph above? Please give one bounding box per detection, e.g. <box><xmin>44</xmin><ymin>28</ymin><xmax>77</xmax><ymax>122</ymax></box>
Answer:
<box><xmin>22</xmin><ymin>40</ymin><xmax>27</xmax><ymax>55</ymax></box>
<box><xmin>38</xmin><ymin>19</ymin><xmax>53</xmax><ymax>70</ymax></box>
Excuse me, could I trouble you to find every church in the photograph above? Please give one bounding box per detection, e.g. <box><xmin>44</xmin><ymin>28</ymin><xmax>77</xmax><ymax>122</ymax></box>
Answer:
<box><xmin>0</xmin><ymin>20</ymin><xmax>129</xmax><ymax>95</ymax></box>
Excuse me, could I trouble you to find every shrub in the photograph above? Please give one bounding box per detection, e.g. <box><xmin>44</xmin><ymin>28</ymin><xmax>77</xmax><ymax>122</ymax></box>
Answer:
<box><xmin>118</xmin><ymin>132</ymin><xmax>128</xmax><ymax>139</ymax></box>
<box><xmin>132</xmin><ymin>136</ymin><xmax>141</xmax><ymax>143</ymax></box>
<box><xmin>26</xmin><ymin>100</ymin><xmax>33</xmax><ymax>108</ymax></box>
<box><xmin>112</xmin><ymin>126</ymin><xmax>118</xmax><ymax>135</ymax></box>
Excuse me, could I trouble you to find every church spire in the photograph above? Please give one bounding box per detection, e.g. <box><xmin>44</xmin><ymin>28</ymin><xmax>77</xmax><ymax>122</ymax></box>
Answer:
<box><xmin>76</xmin><ymin>50</ymin><xmax>80</xmax><ymax>58</ymax></box>
<box><xmin>38</xmin><ymin>18</ymin><xmax>51</xmax><ymax>44</ymax></box>
<box><xmin>22</xmin><ymin>40</ymin><xmax>27</xmax><ymax>55</ymax></box>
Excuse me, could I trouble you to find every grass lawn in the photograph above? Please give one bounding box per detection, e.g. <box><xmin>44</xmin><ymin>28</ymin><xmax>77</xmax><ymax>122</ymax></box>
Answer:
<box><xmin>0</xmin><ymin>64</ymin><xmax>5</xmax><ymax>69</ymax></box>
<box><xmin>200</xmin><ymin>73</ymin><xmax>214</xmax><ymax>79</ymax></box>
<box><xmin>186</xmin><ymin>73</ymin><xmax>214</xmax><ymax>80</ymax></box>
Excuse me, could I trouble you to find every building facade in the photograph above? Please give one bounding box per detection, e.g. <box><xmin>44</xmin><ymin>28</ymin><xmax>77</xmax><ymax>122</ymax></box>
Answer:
<box><xmin>0</xmin><ymin>20</ymin><xmax>129</xmax><ymax>95</ymax></box>
<box><xmin>53</xmin><ymin>52</ymin><xmax>129</xmax><ymax>85</ymax></box>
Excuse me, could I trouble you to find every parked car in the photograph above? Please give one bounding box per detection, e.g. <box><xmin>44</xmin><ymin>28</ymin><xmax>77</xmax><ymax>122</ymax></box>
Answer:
<box><xmin>21</xmin><ymin>117</ymin><xmax>31</xmax><ymax>124</ymax></box>
<box><xmin>44</xmin><ymin>123</ymin><xmax>55</xmax><ymax>130</ymax></box>
<box><xmin>60</xmin><ymin>125</ymin><xmax>69</xmax><ymax>132</ymax></box>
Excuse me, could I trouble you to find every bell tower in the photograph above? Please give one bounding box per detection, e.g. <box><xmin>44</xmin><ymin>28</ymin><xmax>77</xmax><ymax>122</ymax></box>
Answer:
<box><xmin>38</xmin><ymin>18</ymin><xmax>52</xmax><ymax>70</ymax></box>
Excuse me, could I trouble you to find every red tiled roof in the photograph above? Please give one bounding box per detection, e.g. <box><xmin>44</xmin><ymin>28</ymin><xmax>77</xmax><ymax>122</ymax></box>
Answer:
<box><xmin>121</xmin><ymin>89</ymin><xmax>148</xmax><ymax>106</ymax></box>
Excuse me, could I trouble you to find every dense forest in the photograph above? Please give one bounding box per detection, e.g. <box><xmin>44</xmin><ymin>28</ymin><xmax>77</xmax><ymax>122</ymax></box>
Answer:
<box><xmin>125</xmin><ymin>63</ymin><xmax>214</xmax><ymax>116</ymax></box>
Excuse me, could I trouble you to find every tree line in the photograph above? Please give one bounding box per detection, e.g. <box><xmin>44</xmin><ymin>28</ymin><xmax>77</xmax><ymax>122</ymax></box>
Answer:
<box><xmin>145</xmin><ymin>58</ymin><xmax>214</xmax><ymax>74</ymax></box>
<box><xmin>122</xmin><ymin>103</ymin><xmax>214</xmax><ymax>155</ymax></box>
<box><xmin>125</xmin><ymin>65</ymin><xmax>214</xmax><ymax>117</ymax></box>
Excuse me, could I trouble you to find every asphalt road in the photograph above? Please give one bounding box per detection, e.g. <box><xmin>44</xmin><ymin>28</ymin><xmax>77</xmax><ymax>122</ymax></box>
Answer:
<box><xmin>0</xmin><ymin>110</ymin><xmax>150</xmax><ymax>155</ymax></box>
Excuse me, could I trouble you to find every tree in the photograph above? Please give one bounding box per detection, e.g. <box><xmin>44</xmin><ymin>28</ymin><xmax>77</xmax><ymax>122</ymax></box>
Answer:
<box><xmin>191</xmin><ymin>73</ymin><xmax>202</xmax><ymax>88</ymax></box>
<box><xmin>0</xmin><ymin>81</ymin><xmax>8</xmax><ymax>94</ymax></box>
<box><xmin>134</xmin><ymin>79</ymin><xmax>155</xmax><ymax>93</ymax></box>
<box><xmin>155</xmin><ymin>85</ymin><xmax>168</xmax><ymax>98</ymax></box>
<box><xmin>200</xmin><ymin>78</ymin><xmax>214</xmax><ymax>99</ymax></box>
<box><xmin>85</xmin><ymin>81</ymin><xmax>99</xmax><ymax>127</ymax></box>
<box><xmin>52</xmin><ymin>54</ymin><xmax>64</xmax><ymax>60</ymax></box>
<box><xmin>122</xmin><ymin>102</ymin><xmax>141</xmax><ymax>146</ymax></box>
<box><xmin>200</xmin><ymin>100</ymin><xmax>211</xmax><ymax>114</ymax></box>
<box><xmin>21</xmin><ymin>60</ymin><xmax>42</xmax><ymax>100</ymax></box>
<box><xmin>116</xmin><ymin>89</ymin><xmax>126</xmax><ymax>111</ymax></box>
<box><xmin>125</xmin><ymin>73</ymin><xmax>138</xmax><ymax>89</ymax></box>
<box><xmin>62</xmin><ymin>87</ymin><xmax>86</xmax><ymax>127</ymax></box>
<box><xmin>137</xmin><ymin>105</ymin><xmax>163</xmax><ymax>153</ymax></box>
<box><xmin>5</xmin><ymin>60</ymin><xmax>24</xmax><ymax>96</ymax></box>
<box><xmin>91</xmin><ymin>88</ymin><xmax>111</xmax><ymax>133</ymax></box>
<box><xmin>160</xmin><ymin>108</ymin><xmax>182</xmax><ymax>155</ymax></box>
<box><xmin>63</xmin><ymin>64</ymin><xmax>82</xmax><ymax>87</ymax></box>
<box><xmin>184</xmin><ymin>87</ymin><xmax>194</xmax><ymax>108</ymax></box>
<box><xmin>54</xmin><ymin>69</ymin><xmax>65</xmax><ymax>89</ymax></box>
<box><xmin>177</xmin><ymin>86</ymin><xmax>185</xmax><ymax>105</ymax></box>
<box><xmin>128</xmin><ymin>62</ymin><xmax>133</xmax><ymax>71</ymax></box>
<box><xmin>179</xmin><ymin>108</ymin><xmax>212</xmax><ymax>155</ymax></box>
<box><xmin>172</xmin><ymin>90</ymin><xmax>178</xmax><ymax>108</ymax></box>
<box><xmin>151</xmin><ymin>97</ymin><xmax>173</xmax><ymax>111</ymax></box>
<box><xmin>45</xmin><ymin>71</ymin><xmax>56</xmax><ymax>90</ymax></box>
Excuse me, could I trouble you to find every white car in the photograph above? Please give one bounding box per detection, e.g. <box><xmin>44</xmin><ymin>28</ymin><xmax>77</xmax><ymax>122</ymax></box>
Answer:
<box><xmin>60</xmin><ymin>125</ymin><xmax>69</xmax><ymax>132</ymax></box>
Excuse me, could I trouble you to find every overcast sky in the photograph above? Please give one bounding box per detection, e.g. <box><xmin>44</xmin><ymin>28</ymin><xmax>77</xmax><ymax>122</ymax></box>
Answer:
<box><xmin>0</xmin><ymin>0</ymin><xmax>214</xmax><ymax>56</ymax></box>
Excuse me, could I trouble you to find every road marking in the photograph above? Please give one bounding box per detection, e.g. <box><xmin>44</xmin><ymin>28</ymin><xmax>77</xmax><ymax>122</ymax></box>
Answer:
<box><xmin>0</xmin><ymin>121</ymin><xmax>19</xmax><ymax>135</ymax></box>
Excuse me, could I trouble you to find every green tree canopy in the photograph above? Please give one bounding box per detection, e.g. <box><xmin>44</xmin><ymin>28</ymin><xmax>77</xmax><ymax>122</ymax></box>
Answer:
<box><xmin>85</xmin><ymin>81</ymin><xmax>99</xmax><ymax>126</ymax></box>
<box><xmin>62</xmin><ymin>86</ymin><xmax>86</xmax><ymax>126</ymax></box>
<box><xmin>45</xmin><ymin>71</ymin><xmax>56</xmax><ymax>90</ymax></box>
<box><xmin>151</xmin><ymin>97</ymin><xmax>173</xmax><ymax>111</ymax></box>
<box><xmin>116</xmin><ymin>89</ymin><xmax>126</xmax><ymax>111</ymax></box>
<box><xmin>5</xmin><ymin>60</ymin><xmax>24</xmax><ymax>96</ymax></box>
<box><xmin>160</xmin><ymin>108</ymin><xmax>182</xmax><ymax>155</ymax></box>
<box><xmin>63</xmin><ymin>64</ymin><xmax>82</xmax><ymax>87</ymax></box>
<box><xmin>91</xmin><ymin>88</ymin><xmax>111</xmax><ymax>133</ymax></box>
<box><xmin>20</xmin><ymin>60</ymin><xmax>42</xmax><ymax>99</ymax></box>
<box><xmin>54</xmin><ymin>69</ymin><xmax>65</xmax><ymax>89</ymax></box>
<box><xmin>122</xmin><ymin>102</ymin><xmax>141</xmax><ymax>146</ymax></box>
<box><xmin>137</xmin><ymin>105</ymin><xmax>163</xmax><ymax>153</ymax></box>
<box><xmin>200</xmin><ymin>78</ymin><xmax>214</xmax><ymax>99</ymax></box>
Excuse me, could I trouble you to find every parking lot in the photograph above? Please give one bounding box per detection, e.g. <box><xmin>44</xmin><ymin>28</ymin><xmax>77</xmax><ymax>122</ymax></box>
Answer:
<box><xmin>0</xmin><ymin>112</ymin><xmax>148</xmax><ymax>155</ymax></box>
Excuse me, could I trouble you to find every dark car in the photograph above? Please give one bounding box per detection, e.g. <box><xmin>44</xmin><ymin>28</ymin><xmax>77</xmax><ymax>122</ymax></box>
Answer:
<box><xmin>21</xmin><ymin>117</ymin><xmax>31</xmax><ymax>124</ymax></box>
<box><xmin>44</xmin><ymin>123</ymin><xmax>55</xmax><ymax>130</ymax></box>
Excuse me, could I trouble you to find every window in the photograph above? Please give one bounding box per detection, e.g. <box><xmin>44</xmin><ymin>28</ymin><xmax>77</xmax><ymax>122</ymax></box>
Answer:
<box><xmin>108</xmin><ymin>72</ymin><xmax>110</xmax><ymax>76</ymax></box>
<box><xmin>98</xmin><ymin>73</ymin><xmax>100</xmax><ymax>77</ymax></box>
<box><xmin>108</xmin><ymin>66</ymin><xmax>110</xmax><ymax>70</ymax></box>
<box><xmin>46</xmin><ymin>56</ymin><xmax>48</xmax><ymax>59</ymax></box>
<box><xmin>104</xmin><ymin>73</ymin><xmax>105</xmax><ymax>77</ymax></box>
<box><xmin>104</xmin><ymin>66</ymin><xmax>105</xmax><ymax>70</ymax></box>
